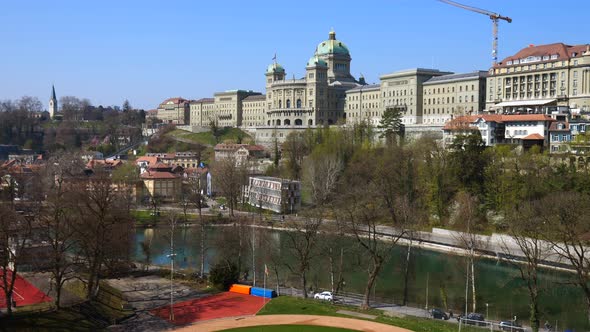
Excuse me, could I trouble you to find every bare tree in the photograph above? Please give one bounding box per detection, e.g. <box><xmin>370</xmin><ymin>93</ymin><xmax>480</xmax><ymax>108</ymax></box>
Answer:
<box><xmin>452</xmin><ymin>191</ymin><xmax>487</xmax><ymax>314</ymax></box>
<box><xmin>213</xmin><ymin>155</ymin><xmax>247</xmax><ymax>217</ymax></box>
<box><xmin>71</xmin><ymin>166</ymin><xmax>133</xmax><ymax>299</ymax></box>
<box><xmin>302</xmin><ymin>152</ymin><xmax>342</xmax><ymax>207</ymax></box>
<box><xmin>502</xmin><ymin>200</ymin><xmax>552</xmax><ymax>332</ymax></box>
<box><xmin>540</xmin><ymin>192</ymin><xmax>590</xmax><ymax>325</ymax></box>
<box><xmin>39</xmin><ymin>153</ymin><xmax>84</xmax><ymax>308</ymax></box>
<box><xmin>283</xmin><ymin>215</ymin><xmax>323</xmax><ymax>298</ymax></box>
<box><xmin>187</xmin><ymin>174</ymin><xmax>208</xmax><ymax>277</ymax></box>
<box><xmin>0</xmin><ymin>202</ymin><xmax>33</xmax><ymax>315</ymax></box>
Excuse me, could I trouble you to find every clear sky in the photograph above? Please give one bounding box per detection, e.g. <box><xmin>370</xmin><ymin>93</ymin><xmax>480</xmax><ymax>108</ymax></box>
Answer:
<box><xmin>1</xmin><ymin>0</ymin><xmax>588</xmax><ymax>110</ymax></box>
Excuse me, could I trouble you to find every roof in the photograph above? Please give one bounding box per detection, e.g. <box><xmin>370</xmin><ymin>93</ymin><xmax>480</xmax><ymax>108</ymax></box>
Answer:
<box><xmin>493</xmin><ymin>99</ymin><xmax>556</xmax><ymax>107</ymax></box>
<box><xmin>443</xmin><ymin>115</ymin><xmax>503</xmax><ymax>130</ymax></box>
<box><xmin>549</xmin><ymin>122</ymin><xmax>570</xmax><ymax>131</ymax></box>
<box><xmin>523</xmin><ymin>133</ymin><xmax>545</xmax><ymax>140</ymax></box>
<box><xmin>86</xmin><ymin>159</ymin><xmax>123</xmax><ymax>169</ymax></box>
<box><xmin>346</xmin><ymin>84</ymin><xmax>381</xmax><ymax>93</ymax></box>
<box><xmin>136</xmin><ymin>156</ymin><xmax>159</xmax><ymax>165</ymax></box>
<box><xmin>496</xmin><ymin>43</ymin><xmax>590</xmax><ymax>68</ymax></box>
<box><xmin>192</xmin><ymin>98</ymin><xmax>215</xmax><ymax>104</ymax></box>
<box><xmin>140</xmin><ymin>171</ymin><xmax>179</xmax><ymax>180</ymax></box>
<box><xmin>160</xmin><ymin>97</ymin><xmax>188</xmax><ymax>105</ymax></box>
<box><xmin>424</xmin><ymin>71</ymin><xmax>488</xmax><ymax>84</ymax></box>
<box><xmin>314</xmin><ymin>30</ymin><xmax>350</xmax><ymax>56</ymax></box>
<box><xmin>501</xmin><ymin>114</ymin><xmax>554</xmax><ymax>122</ymax></box>
<box><xmin>243</xmin><ymin>95</ymin><xmax>267</xmax><ymax>102</ymax></box>
<box><xmin>214</xmin><ymin>143</ymin><xmax>265</xmax><ymax>152</ymax></box>
<box><xmin>267</xmin><ymin>62</ymin><xmax>285</xmax><ymax>74</ymax></box>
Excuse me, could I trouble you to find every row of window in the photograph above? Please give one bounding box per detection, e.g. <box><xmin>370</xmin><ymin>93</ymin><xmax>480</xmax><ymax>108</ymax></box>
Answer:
<box><xmin>425</xmin><ymin>84</ymin><xmax>476</xmax><ymax>95</ymax></box>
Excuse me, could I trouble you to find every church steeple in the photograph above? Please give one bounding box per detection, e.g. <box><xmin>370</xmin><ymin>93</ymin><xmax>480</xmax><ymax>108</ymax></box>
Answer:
<box><xmin>49</xmin><ymin>85</ymin><xmax>58</xmax><ymax>119</ymax></box>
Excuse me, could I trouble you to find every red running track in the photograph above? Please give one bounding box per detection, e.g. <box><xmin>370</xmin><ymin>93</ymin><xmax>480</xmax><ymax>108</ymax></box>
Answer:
<box><xmin>0</xmin><ymin>270</ymin><xmax>52</xmax><ymax>308</ymax></box>
<box><xmin>150</xmin><ymin>292</ymin><xmax>269</xmax><ymax>326</ymax></box>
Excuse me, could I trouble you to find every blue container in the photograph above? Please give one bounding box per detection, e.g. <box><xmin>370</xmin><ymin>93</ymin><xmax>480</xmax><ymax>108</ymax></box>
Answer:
<box><xmin>250</xmin><ymin>287</ymin><xmax>277</xmax><ymax>298</ymax></box>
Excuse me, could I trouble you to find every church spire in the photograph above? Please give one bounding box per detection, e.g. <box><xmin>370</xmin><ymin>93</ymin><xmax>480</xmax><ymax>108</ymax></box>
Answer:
<box><xmin>49</xmin><ymin>85</ymin><xmax>58</xmax><ymax>119</ymax></box>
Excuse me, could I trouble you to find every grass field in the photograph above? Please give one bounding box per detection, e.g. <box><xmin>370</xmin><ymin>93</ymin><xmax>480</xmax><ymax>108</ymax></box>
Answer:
<box><xmin>259</xmin><ymin>296</ymin><xmax>482</xmax><ymax>332</ymax></box>
<box><xmin>221</xmin><ymin>325</ymin><xmax>357</xmax><ymax>332</ymax></box>
<box><xmin>166</xmin><ymin>127</ymin><xmax>252</xmax><ymax>146</ymax></box>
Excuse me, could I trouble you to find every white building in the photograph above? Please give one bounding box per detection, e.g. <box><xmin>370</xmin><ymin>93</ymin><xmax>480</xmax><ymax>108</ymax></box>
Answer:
<box><xmin>246</xmin><ymin>176</ymin><xmax>301</xmax><ymax>214</ymax></box>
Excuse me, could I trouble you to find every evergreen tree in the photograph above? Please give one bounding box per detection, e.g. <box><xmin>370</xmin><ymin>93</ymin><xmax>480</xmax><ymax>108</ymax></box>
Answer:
<box><xmin>378</xmin><ymin>106</ymin><xmax>404</xmax><ymax>145</ymax></box>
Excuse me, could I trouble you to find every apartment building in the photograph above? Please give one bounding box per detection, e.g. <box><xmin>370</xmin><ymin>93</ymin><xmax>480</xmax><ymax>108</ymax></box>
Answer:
<box><xmin>245</xmin><ymin>176</ymin><xmax>301</xmax><ymax>213</ymax></box>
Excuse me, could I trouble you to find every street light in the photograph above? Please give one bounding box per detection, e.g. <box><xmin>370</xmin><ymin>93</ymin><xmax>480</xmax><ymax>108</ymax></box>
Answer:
<box><xmin>486</xmin><ymin>303</ymin><xmax>489</xmax><ymax>320</ymax></box>
<box><xmin>167</xmin><ymin>216</ymin><xmax>178</xmax><ymax>321</ymax></box>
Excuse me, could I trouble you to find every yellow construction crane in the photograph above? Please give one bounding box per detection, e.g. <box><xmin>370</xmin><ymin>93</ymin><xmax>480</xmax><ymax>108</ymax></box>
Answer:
<box><xmin>438</xmin><ymin>0</ymin><xmax>512</xmax><ymax>66</ymax></box>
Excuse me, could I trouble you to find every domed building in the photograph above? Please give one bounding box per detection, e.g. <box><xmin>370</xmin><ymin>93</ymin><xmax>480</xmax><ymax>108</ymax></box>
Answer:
<box><xmin>264</xmin><ymin>29</ymin><xmax>362</xmax><ymax>128</ymax></box>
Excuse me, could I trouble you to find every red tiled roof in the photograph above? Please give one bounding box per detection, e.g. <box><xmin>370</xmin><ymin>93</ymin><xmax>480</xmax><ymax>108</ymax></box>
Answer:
<box><xmin>523</xmin><ymin>133</ymin><xmax>545</xmax><ymax>140</ymax></box>
<box><xmin>496</xmin><ymin>43</ymin><xmax>589</xmax><ymax>68</ymax></box>
<box><xmin>161</xmin><ymin>97</ymin><xmax>188</xmax><ymax>105</ymax></box>
<box><xmin>136</xmin><ymin>156</ymin><xmax>159</xmax><ymax>165</ymax></box>
<box><xmin>193</xmin><ymin>98</ymin><xmax>215</xmax><ymax>103</ymax></box>
<box><xmin>140</xmin><ymin>171</ymin><xmax>179</xmax><ymax>179</ymax></box>
<box><xmin>244</xmin><ymin>145</ymin><xmax>265</xmax><ymax>151</ymax></box>
<box><xmin>443</xmin><ymin>115</ymin><xmax>503</xmax><ymax>130</ymax></box>
<box><xmin>501</xmin><ymin>114</ymin><xmax>554</xmax><ymax>122</ymax></box>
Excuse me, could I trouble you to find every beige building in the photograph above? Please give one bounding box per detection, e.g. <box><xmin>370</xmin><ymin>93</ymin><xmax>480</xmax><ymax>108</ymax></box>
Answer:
<box><xmin>189</xmin><ymin>91</ymin><xmax>261</xmax><ymax>128</ymax></box>
<box><xmin>156</xmin><ymin>97</ymin><xmax>190</xmax><ymax>124</ymax></box>
<box><xmin>345</xmin><ymin>83</ymin><xmax>382</xmax><ymax>126</ymax></box>
<box><xmin>378</xmin><ymin>68</ymin><xmax>452</xmax><ymax>125</ymax></box>
<box><xmin>189</xmin><ymin>98</ymin><xmax>215</xmax><ymax>127</ymax></box>
<box><xmin>242</xmin><ymin>94</ymin><xmax>267</xmax><ymax>127</ymax></box>
<box><xmin>422</xmin><ymin>71</ymin><xmax>488</xmax><ymax>125</ymax></box>
<box><xmin>140</xmin><ymin>163</ymin><xmax>182</xmax><ymax>202</ymax></box>
<box><xmin>486</xmin><ymin>43</ymin><xmax>590</xmax><ymax>114</ymax></box>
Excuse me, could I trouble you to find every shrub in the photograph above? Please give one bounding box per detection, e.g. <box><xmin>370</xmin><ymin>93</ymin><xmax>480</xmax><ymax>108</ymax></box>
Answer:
<box><xmin>208</xmin><ymin>260</ymin><xmax>239</xmax><ymax>291</ymax></box>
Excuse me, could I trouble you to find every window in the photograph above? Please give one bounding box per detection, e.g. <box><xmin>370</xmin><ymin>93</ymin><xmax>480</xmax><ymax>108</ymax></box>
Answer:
<box><xmin>296</xmin><ymin>99</ymin><xmax>301</xmax><ymax>108</ymax></box>
<box><xmin>308</xmin><ymin>73</ymin><xmax>314</xmax><ymax>79</ymax></box>
<box><xmin>574</xmin><ymin>60</ymin><xmax>579</xmax><ymax>66</ymax></box>
<box><xmin>574</xmin><ymin>71</ymin><xmax>578</xmax><ymax>78</ymax></box>
<box><xmin>278</xmin><ymin>100</ymin><xmax>282</xmax><ymax>108</ymax></box>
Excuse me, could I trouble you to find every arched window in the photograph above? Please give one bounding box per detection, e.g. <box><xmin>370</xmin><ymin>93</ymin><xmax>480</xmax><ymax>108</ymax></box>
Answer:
<box><xmin>276</xmin><ymin>119</ymin><xmax>281</xmax><ymax>126</ymax></box>
<box><xmin>308</xmin><ymin>119</ymin><xmax>313</xmax><ymax>126</ymax></box>
<box><xmin>284</xmin><ymin>119</ymin><xmax>291</xmax><ymax>125</ymax></box>
<box><xmin>296</xmin><ymin>99</ymin><xmax>301</xmax><ymax>108</ymax></box>
<box><xmin>286</xmin><ymin>99</ymin><xmax>291</xmax><ymax>108</ymax></box>
<box><xmin>295</xmin><ymin>119</ymin><xmax>303</xmax><ymax>126</ymax></box>
<box><xmin>279</xmin><ymin>100</ymin><xmax>282</xmax><ymax>108</ymax></box>
<box><xmin>267</xmin><ymin>120</ymin><xmax>271</xmax><ymax>126</ymax></box>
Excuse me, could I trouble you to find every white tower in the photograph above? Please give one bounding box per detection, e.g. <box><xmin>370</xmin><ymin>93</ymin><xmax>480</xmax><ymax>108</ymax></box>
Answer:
<box><xmin>49</xmin><ymin>85</ymin><xmax>57</xmax><ymax>119</ymax></box>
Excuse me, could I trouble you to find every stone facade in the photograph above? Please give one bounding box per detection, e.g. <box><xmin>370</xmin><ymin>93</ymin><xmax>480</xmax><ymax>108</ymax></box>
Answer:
<box><xmin>157</xmin><ymin>97</ymin><xmax>190</xmax><ymax>125</ymax></box>
<box><xmin>486</xmin><ymin>43</ymin><xmax>590</xmax><ymax>114</ymax></box>
<box><xmin>422</xmin><ymin>71</ymin><xmax>488</xmax><ymax>125</ymax></box>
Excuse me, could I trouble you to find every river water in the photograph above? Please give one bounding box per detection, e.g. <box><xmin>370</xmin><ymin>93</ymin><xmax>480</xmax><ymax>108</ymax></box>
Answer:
<box><xmin>133</xmin><ymin>226</ymin><xmax>588</xmax><ymax>330</ymax></box>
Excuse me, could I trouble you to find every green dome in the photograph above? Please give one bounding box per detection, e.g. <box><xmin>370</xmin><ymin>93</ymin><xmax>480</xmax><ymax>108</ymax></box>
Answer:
<box><xmin>306</xmin><ymin>55</ymin><xmax>327</xmax><ymax>68</ymax></box>
<box><xmin>266</xmin><ymin>63</ymin><xmax>285</xmax><ymax>74</ymax></box>
<box><xmin>315</xmin><ymin>30</ymin><xmax>350</xmax><ymax>56</ymax></box>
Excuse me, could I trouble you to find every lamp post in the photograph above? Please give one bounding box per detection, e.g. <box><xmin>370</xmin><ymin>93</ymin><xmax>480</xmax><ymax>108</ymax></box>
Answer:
<box><xmin>167</xmin><ymin>217</ymin><xmax>178</xmax><ymax>321</ymax></box>
<box><xmin>486</xmin><ymin>303</ymin><xmax>489</xmax><ymax>320</ymax></box>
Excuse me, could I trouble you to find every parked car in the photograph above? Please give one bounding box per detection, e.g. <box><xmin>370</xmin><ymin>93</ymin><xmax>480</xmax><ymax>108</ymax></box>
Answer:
<box><xmin>500</xmin><ymin>321</ymin><xmax>525</xmax><ymax>332</ymax></box>
<box><xmin>458</xmin><ymin>313</ymin><xmax>485</xmax><ymax>326</ymax></box>
<box><xmin>430</xmin><ymin>308</ymin><xmax>449</xmax><ymax>320</ymax></box>
<box><xmin>314</xmin><ymin>291</ymin><xmax>333</xmax><ymax>301</ymax></box>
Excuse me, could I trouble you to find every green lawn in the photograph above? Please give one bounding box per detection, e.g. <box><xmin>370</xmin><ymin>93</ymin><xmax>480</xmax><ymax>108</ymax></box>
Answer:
<box><xmin>259</xmin><ymin>296</ymin><xmax>481</xmax><ymax>332</ymax></box>
<box><xmin>221</xmin><ymin>325</ymin><xmax>356</xmax><ymax>332</ymax></box>
<box><xmin>166</xmin><ymin>128</ymin><xmax>253</xmax><ymax>146</ymax></box>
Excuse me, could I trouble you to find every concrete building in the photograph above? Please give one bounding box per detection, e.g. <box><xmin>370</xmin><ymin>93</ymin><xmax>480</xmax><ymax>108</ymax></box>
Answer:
<box><xmin>214</xmin><ymin>143</ymin><xmax>266</xmax><ymax>165</ymax></box>
<box><xmin>345</xmin><ymin>84</ymin><xmax>382</xmax><ymax>126</ymax></box>
<box><xmin>242</xmin><ymin>94</ymin><xmax>267</xmax><ymax>127</ymax></box>
<box><xmin>486</xmin><ymin>43</ymin><xmax>590</xmax><ymax>114</ymax></box>
<box><xmin>140</xmin><ymin>163</ymin><xmax>181</xmax><ymax>202</ymax></box>
<box><xmin>245</xmin><ymin>176</ymin><xmax>301</xmax><ymax>214</ymax></box>
<box><xmin>422</xmin><ymin>71</ymin><xmax>488</xmax><ymax>125</ymax></box>
<box><xmin>189</xmin><ymin>98</ymin><xmax>215</xmax><ymax>127</ymax></box>
<box><xmin>156</xmin><ymin>97</ymin><xmax>190</xmax><ymax>125</ymax></box>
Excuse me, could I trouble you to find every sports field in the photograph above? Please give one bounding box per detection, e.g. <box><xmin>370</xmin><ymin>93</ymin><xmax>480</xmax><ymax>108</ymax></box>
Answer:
<box><xmin>0</xmin><ymin>270</ymin><xmax>52</xmax><ymax>308</ymax></box>
<box><xmin>150</xmin><ymin>291</ymin><xmax>268</xmax><ymax>326</ymax></box>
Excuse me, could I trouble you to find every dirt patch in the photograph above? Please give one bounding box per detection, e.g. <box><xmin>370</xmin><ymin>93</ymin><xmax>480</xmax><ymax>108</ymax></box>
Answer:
<box><xmin>175</xmin><ymin>314</ymin><xmax>414</xmax><ymax>332</ymax></box>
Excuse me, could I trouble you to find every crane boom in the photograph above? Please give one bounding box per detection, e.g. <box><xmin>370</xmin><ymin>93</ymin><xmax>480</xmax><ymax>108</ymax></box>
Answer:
<box><xmin>438</xmin><ymin>0</ymin><xmax>512</xmax><ymax>66</ymax></box>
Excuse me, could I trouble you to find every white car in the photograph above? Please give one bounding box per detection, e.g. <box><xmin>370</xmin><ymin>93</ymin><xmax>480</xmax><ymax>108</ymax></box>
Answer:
<box><xmin>314</xmin><ymin>291</ymin><xmax>334</xmax><ymax>301</ymax></box>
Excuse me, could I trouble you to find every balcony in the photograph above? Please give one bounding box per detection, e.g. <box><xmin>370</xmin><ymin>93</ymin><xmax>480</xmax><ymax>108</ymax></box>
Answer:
<box><xmin>267</xmin><ymin>108</ymin><xmax>314</xmax><ymax>116</ymax></box>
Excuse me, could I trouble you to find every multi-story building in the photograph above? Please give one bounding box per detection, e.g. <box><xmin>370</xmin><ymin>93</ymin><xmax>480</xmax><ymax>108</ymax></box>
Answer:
<box><xmin>378</xmin><ymin>68</ymin><xmax>453</xmax><ymax>125</ymax></box>
<box><xmin>443</xmin><ymin>114</ymin><xmax>555</xmax><ymax>150</ymax></box>
<box><xmin>245</xmin><ymin>176</ymin><xmax>301</xmax><ymax>214</ymax></box>
<box><xmin>156</xmin><ymin>97</ymin><xmax>190</xmax><ymax>125</ymax></box>
<box><xmin>486</xmin><ymin>43</ymin><xmax>590</xmax><ymax>114</ymax></box>
<box><xmin>242</xmin><ymin>94</ymin><xmax>267</xmax><ymax>127</ymax></box>
<box><xmin>214</xmin><ymin>143</ymin><xmax>266</xmax><ymax>165</ymax></box>
<box><xmin>345</xmin><ymin>84</ymin><xmax>382</xmax><ymax>126</ymax></box>
<box><xmin>189</xmin><ymin>98</ymin><xmax>215</xmax><ymax>127</ymax></box>
<box><xmin>422</xmin><ymin>71</ymin><xmax>488</xmax><ymax>125</ymax></box>
<box><xmin>140</xmin><ymin>163</ymin><xmax>182</xmax><ymax>202</ymax></box>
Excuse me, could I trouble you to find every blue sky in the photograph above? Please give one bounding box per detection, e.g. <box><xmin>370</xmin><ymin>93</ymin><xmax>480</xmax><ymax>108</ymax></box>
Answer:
<box><xmin>1</xmin><ymin>0</ymin><xmax>588</xmax><ymax>110</ymax></box>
